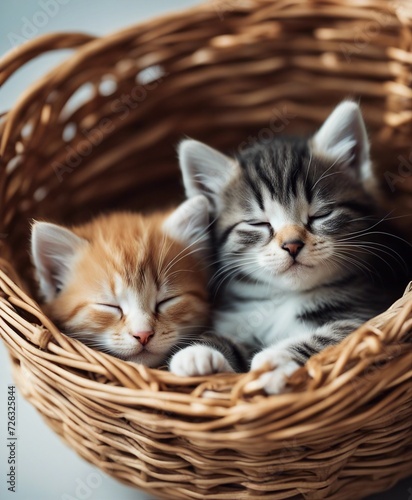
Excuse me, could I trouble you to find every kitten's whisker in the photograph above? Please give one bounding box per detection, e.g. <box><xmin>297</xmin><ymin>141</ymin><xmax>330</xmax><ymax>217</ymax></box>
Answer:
<box><xmin>157</xmin><ymin>234</ymin><xmax>174</xmax><ymax>277</ymax></box>
<box><xmin>211</xmin><ymin>263</ymin><xmax>248</xmax><ymax>288</ymax></box>
<box><xmin>166</xmin><ymin>269</ymin><xmax>196</xmax><ymax>279</ymax></box>
<box><xmin>334</xmin><ymin>241</ymin><xmax>408</xmax><ymax>271</ymax></box>
<box><xmin>339</xmin><ymin>230</ymin><xmax>412</xmax><ymax>249</ymax></box>
<box><xmin>311</xmin><ymin>153</ymin><xmax>345</xmax><ymax>191</ymax></box>
<box><xmin>163</xmin><ymin>244</ymin><xmax>210</xmax><ymax>276</ymax></box>
<box><xmin>313</xmin><ymin>171</ymin><xmax>344</xmax><ymax>188</ymax></box>
<box><xmin>210</xmin><ymin>255</ymin><xmax>257</xmax><ymax>274</ymax></box>
<box><xmin>342</xmin><ymin>207</ymin><xmax>412</xmax><ymax>226</ymax></box>
<box><xmin>162</xmin><ymin>223</ymin><xmax>214</xmax><ymax>274</ymax></box>
<box><xmin>332</xmin><ymin>250</ymin><xmax>376</xmax><ymax>279</ymax></box>
<box><xmin>212</xmin><ymin>265</ymin><xmax>251</xmax><ymax>297</ymax></box>
<box><xmin>177</xmin><ymin>325</ymin><xmax>209</xmax><ymax>332</ymax></box>
<box><xmin>209</xmin><ymin>258</ymin><xmax>257</xmax><ymax>286</ymax></box>
<box><xmin>213</xmin><ymin>262</ymin><xmax>262</xmax><ymax>298</ymax></box>
<box><xmin>304</xmin><ymin>150</ymin><xmax>313</xmax><ymax>186</ymax></box>
<box><xmin>329</xmin><ymin>255</ymin><xmax>361</xmax><ymax>278</ymax></box>
<box><xmin>336</xmin><ymin>210</ymin><xmax>400</xmax><ymax>239</ymax></box>
<box><xmin>336</xmin><ymin>245</ymin><xmax>397</xmax><ymax>275</ymax></box>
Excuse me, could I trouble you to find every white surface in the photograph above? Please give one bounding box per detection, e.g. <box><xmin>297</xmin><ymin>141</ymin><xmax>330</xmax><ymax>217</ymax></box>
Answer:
<box><xmin>0</xmin><ymin>2</ymin><xmax>196</xmax><ymax>499</ymax></box>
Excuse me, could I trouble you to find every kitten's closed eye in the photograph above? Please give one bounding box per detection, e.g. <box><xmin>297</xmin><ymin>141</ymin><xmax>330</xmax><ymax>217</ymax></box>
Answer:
<box><xmin>156</xmin><ymin>296</ymin><xmax>181</xmax><ymax>314</ymax></box>
<box><xmin>246</xmin><ymin>221</ymin><xmax>272</xmax><ymax>228</ymax></box>
<box><xmin>94</xmin><ymin>303</ymin><xmax>123</xmax><ymax>317</ymax></box>
<box><xmin>308</xmin><ymin>211</ymin><xmax>333</xmax><ymax>222</ymax></box>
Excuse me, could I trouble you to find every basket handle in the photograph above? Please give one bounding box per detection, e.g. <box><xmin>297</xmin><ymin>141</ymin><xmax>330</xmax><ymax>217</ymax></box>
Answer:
<box><xmin>0</xmin><ymin>32</ymin><xmax>96</xmax><ymax>86</ymax></box>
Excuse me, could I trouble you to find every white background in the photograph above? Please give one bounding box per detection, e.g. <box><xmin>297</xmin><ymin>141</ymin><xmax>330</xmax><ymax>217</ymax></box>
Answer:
<box><xmin>0</xmin><ymin>1</ymin><xmax>411</xmax><ymax>499</ymax></box>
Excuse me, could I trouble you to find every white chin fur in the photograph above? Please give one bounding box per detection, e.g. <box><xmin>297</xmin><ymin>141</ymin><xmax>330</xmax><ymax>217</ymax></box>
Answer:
<box><xmin>104</xmin><ymin>337</ymin><xmax>168</xmax><ymax>368</ymax></box>
<box><xmin>253</xmin><ymin>257</ymin><xmax>339</xmax><ymax>292</ymax></box>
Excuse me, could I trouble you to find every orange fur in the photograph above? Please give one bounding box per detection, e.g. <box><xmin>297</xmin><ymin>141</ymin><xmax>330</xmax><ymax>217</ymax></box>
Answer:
<box><xmin>40</xmin><ymin>210</ymin><xmax>210</xmax><ymax>367</ymax></box>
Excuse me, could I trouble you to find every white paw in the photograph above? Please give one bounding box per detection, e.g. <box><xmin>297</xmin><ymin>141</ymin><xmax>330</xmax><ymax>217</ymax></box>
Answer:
<box><xmin>169</xmin><ymin>345</ymin><xmax>234</xmax><ymax>376</ymax></box>
<box><xmin>250</xmin><ymin>348</ymin><xmax>300</xmax><ymax>395</ymax></box>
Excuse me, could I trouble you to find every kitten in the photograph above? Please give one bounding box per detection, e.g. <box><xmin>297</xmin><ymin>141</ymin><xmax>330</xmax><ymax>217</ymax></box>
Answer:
<box><xmin>176</xmin><ymin>101</ymin><xmax>411</xmax><ymax>393</ymax></box>
<box><xmin>30</xmin><ymin>196</ymin><xmax>245</xmax><ymax>372</ymax></box>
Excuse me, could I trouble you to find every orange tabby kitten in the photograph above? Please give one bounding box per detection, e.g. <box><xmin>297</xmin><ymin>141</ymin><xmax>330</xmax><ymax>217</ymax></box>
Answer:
<box><xmin>31</xmin><ymin>196</ymin><xmax>216</xmax><ymax>368</ymax></box>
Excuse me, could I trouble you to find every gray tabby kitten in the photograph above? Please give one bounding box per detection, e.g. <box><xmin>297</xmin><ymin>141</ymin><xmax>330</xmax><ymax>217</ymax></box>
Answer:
<box><xmin>171</xmin><ymin>101</ymin><xmax>411</xmax><ymax>393</ymax></box>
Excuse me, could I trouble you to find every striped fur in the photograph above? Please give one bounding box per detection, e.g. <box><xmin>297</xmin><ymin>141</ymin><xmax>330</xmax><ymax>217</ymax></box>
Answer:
<box><xmin>178</xmin><ymin>101</ymin><xmax>412</xmax><ymax>393</ymax></box>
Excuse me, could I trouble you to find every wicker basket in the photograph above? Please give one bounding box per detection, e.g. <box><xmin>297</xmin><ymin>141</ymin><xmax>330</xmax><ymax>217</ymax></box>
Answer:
<box><xmin>1</xmin><ymin>1</ymin><xmax>412</xmax><ymax>499</ymax></box>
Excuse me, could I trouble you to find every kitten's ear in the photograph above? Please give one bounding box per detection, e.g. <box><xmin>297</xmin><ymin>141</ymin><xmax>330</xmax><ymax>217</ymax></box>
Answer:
<box><xmin>312</xmin><ymin>101</ymin><xmax>370</xmax><ymax>178</ymax></box>
<box><xmin>163</xmin><ymin>195</ymin><xmax>209</xmax><ymax>246</ymax></box>
<box><xmin>31</xmin><ymin>221</ymin><xmax>87</xmax><ymax>302</ymax></box>
<box><xmin>178</xmin><ymin>139</ymin><xmax>238</xmax><ymax>213</ymax></box>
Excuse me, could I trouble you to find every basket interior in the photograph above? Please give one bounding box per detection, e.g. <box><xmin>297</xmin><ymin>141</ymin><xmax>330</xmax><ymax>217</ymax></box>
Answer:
<box><xmin>0</xmin><ymin>2</ymin><xmax>411</xmax><ymax>293</ymax></box>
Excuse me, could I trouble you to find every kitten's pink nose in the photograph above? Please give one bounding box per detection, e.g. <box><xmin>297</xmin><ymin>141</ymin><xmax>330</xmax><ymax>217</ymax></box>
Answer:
<box><xmin>281</xmin><ymin>239</ymin><xmax>304</xmax><ymax>258</ymax></box>
<box><xmin>133</xmin><ymin>331</ymin><xmax>154</xmax><ymax>346</ymax></box>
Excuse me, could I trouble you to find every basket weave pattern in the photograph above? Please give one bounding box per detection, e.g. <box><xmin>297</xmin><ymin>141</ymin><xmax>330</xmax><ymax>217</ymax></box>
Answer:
<box><xmin>0</xmin><ymin>1</ymin><xmax>412</xmax><ymax>499</ymax></box>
